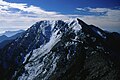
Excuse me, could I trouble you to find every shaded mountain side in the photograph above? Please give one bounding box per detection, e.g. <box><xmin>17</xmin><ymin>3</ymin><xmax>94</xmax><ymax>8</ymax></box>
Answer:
<box><xmin>0</xmin><ymin>40</ymin><xmax>13</xmax><ymax>49</ymax></box>
<box><xmin>49</xmin><ymin>36</ymin><xmax>120</xmax><ymax>80</ymax></box>
<box><xmin>77</xmin><ymin>18</ymin><xmax>120</xmax><ymax>60</ymax></box>
<box><xmin>78</xmin><ymin>19</ymin><xmax>120</xmax><ymax>67</ymax></box>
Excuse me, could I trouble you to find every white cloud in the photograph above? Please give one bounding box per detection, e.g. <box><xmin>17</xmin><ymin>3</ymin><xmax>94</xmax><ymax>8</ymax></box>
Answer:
<box><xmin>0</xmin><ymin>0</ymin><xmax>119</xmax><ymax>33</ymax></box>
<box><xmin>76</xmin><ymin>8</ymin><xmax>87</xmax><ymax>11</ymax></box>
<box><xmin>0</xmin><ymin>0</ymin><xmax>69</xmax><ymax>33</ymax></box>
<box><xmin>0</xmin><ymin>0</ymin><xmax>56</xmax><ymax>15</ymax></box>
<box><xmin>76</xmin><ymin>7</ymin><xmax>120</xmax><ymax>32</ymax></box>
<box><xmin>88</xmin><ymin>7</ymin><xmax>108</xmax><ymax>13</ymax></box>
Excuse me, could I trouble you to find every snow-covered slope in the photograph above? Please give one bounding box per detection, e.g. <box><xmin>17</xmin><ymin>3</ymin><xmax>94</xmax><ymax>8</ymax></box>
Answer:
<box><xmin>17</xmin><ymin>19</ymin><xmax>81</xmax><ymax>80</ymax></box>
<box><xmin>0</xmin><ymin>19</ymin><xmax>82</xmax><ymax>80</ymax></box>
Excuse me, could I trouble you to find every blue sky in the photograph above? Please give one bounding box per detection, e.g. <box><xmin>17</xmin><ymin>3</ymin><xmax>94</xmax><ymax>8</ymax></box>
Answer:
<box><xmin>0</xmin><ymin>0</ymin><xmax>120</xmax><ymax>33</ymax></box>
<box><xmin>4</xmin><ymin>0</ymin><xmax>120</xmax><ymax>14</ymax></box>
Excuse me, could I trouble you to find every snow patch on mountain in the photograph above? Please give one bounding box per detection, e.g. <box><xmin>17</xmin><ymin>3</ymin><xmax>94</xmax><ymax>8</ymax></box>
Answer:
<box><xmin>18</xmin><ymin>22</ymin><xmax>62</xmax><ymax>79</ymax></box>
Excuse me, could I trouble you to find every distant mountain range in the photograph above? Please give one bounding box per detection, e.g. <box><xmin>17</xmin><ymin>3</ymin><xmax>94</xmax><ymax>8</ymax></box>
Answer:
<box><xmin>0</xmin><ymin>30</ymin><xmax>25</xmax><ymax>48</ymax></box>
<box><xmin>0</xmin><ymin>35</ymin><xmax>8</xmax><ymax>43</ymax></box>
<box><xmin>0</xmin><ymin>19</ymin><xmax>120</xmax><ymax>80</ymax></box>
<box><xmin>0</xmin><ymin>30</ymin><xmax>24</xmax><ymax>37</ymax></box>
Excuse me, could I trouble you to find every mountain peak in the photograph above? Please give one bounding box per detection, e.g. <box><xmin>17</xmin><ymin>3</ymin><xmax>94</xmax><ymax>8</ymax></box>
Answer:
<box><xmin>0</xmin><ymin>18</ymin><xmax>120</xmax><ymax>80</ymax></box>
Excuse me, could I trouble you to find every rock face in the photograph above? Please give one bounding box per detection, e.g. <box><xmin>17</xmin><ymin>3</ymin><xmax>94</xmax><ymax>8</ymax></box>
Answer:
<box><xmin>0</xmin><ymin>19</ymin><xmax>120</xmax><ymax>80</ymax></box>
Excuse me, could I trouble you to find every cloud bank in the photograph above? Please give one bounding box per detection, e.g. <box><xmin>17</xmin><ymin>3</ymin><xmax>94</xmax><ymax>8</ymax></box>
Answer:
<box><xmin>76</xmin><ymin>7</ymin><xmax>120</xmax><ymax>32</ymax></box>
<box><xmin>0</xmin><ymin>0</ymin><xmax>68</xmax><ymax>33</ymax></box>
<box><xmin>0</xmin><ymin>0</ymin><xmax>120</xmax><ymax>33</ymax></box>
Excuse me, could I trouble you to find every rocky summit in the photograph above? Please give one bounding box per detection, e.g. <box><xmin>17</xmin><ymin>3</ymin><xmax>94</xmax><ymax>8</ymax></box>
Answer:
<box><xmin>0</xmin><ymin>18</ymin><xmax>120</xmax><ymax>80</ymax></box>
